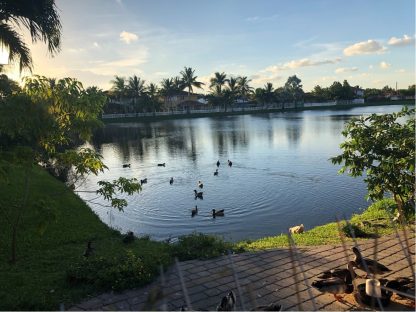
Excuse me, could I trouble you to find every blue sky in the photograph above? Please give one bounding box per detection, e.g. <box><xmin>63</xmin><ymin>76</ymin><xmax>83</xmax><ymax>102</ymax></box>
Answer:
<box><xmin>5</xmin><ymin>0</ymin><xmax>415</xmax><ymax>91</ymax></box>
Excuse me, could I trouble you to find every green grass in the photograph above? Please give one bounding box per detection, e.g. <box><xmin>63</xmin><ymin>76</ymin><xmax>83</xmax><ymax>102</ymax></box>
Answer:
<box><xmin>237</xmin><ymin>198</ymin><xmax>413</xmax><ymax>251</ymax></box>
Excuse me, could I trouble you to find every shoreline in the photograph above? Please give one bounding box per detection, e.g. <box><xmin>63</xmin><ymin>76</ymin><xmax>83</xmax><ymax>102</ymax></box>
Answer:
<box><xmin>102</xmin><ymin>101</ymin><xmax>414</xmax><ymax>123</ymax></box>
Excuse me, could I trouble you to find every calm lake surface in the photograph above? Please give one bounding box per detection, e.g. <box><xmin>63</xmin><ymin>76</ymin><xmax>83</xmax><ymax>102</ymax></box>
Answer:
<box><xmin>78</xmin><ymin>104</ymin><xmax>405</xmax><ymax>242</ymax></box>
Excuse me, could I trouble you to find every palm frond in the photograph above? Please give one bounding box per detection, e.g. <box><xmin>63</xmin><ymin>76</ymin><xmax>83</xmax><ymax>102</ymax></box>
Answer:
<box><xmin>0</xmin><ymin>22</ymin><xmax>32</xmax><ymax>72</ymax></box>
<box><xmin>0</xmin><ymin>0</ymin><xmax>61</xmax><ymax>54</ymax></box>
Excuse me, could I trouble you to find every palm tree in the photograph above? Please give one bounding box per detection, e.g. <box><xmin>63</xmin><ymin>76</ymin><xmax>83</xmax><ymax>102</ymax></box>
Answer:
<box><xmin>209</xmin><ymin>72</ymin><xmax>228</xmax><ymax>94</ymax></box>
<box><xmin>221</xmin><ymin>77</ymin><xmax>240</xmax><ymax>112</ymax></box>
<box><xmin>127</xmin><ymin>75</ymin><xmax>146</xmax><ymax>109</ymax></box>
<box><xmin>0</xmin><ymin>0</ymin><xmax>61</xmax><ymax>72</ymax></box>
<box><xmin>145</xmin><ymin>82</ymin><xmax>160</xmax><ymax>112</ymax></box>
<box><xmin>237</xmin><ymin>76</ymin><xmax>253</xmax><ymax>99</ymax></box>
<box><xmin>180</xmin><ymin>66</ymin><xmax>204</xmax><ymax>98</ymax></box>
<box><xmin>111</xmin><ymin>76</ymin><xmax>126</xmax><ymax>100</ymax></box>
<box><xmin>160</xmin><ymin>78</ymin><xmax>176</xmax><ymax>111</ymax></box>
<box><xmin>263</xmin><ymin>82</ymin><xmax>275</xmax><ymax>106</ymax></box>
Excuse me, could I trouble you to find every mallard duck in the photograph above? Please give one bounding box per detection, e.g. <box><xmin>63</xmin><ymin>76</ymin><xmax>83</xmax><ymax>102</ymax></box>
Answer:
<box><xmin>122</xmin><ymin>164</ymin><xmax>130</xmax><ymax>168</ymax></box>
<box><xmin>312</xmin><ymin>266</ymin><xmax>355</xmax><ymax>301</ymax></box>
<box><xmin>317</xmin><ymin>261</ymin><xmax>356</xmax><ymax>280</ymax></box>
<box><xmin>194</xmin><ymin>190</ymin><xmax>203</xmax><ymax>198</ymax></box>
<box><xmin>383</xmin><ymin>277</ymin><xmax>415</xmax><ymax>299</ymax></box>
<box><xmin>214</xmin><ymin>169</ymin><xmax>219</xmax><ymax>176</ymax></box>
<box><xmin>217</xmin><ymin>291</ymin><xmax>235</xmax><ymax>311</ymax></box>
<box><xmin>157</xmin><ymin>163</ymin><xmax>165</xmax><ymax>167</ymax></box>
<box><xmin>169</xmin><ymin>177</ymin><xmax>174</xmax><ymax>185</ymax></box>
<box><xmin>191</xmin><ymin>205</ymin><xmax>198</xmax><ymax>217</ymax></box>
<box><xmin>212</xmin><ymin>209</ymin><xmax>224</xmax><ymax>217</ymax></box>
<box><xmin>83</xmin><ymin>241</ymin><xmax>94</xmax><ymax>257</ymax></box>
<box><xmin>352</xmin><ymin>246</ymin><xmax>391</xmax><ymax>275</ymax></box>
<box><xmin>216</xmin><ymin>160</ymin><xmax>220</xmax><ymax>167</ymax></box>
<box><xmin>123</xmin><ymin>231</ymin><xmax>135</xmax><ymax>243</ymax></box>
<box><xmin>198</xmin><ymin>180</ymin><xmax>203</xmax><ymax>188</ymax></box>
<box><xmin>228</xmin><ymin>160</ymin><xmax>233</xmax><ymax>167</ymax></box>
<box><xmin>140</xmin><ymin>178</ymin><xmax>147</xmax><ymax>185</ymax></box>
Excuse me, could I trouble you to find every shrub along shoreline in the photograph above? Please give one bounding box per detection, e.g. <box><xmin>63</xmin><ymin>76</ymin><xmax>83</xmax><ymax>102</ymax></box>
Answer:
<box><xmin>0</xmin><ymin>165</ymin><xmax>412</xmax><ymax>310</ymax></box>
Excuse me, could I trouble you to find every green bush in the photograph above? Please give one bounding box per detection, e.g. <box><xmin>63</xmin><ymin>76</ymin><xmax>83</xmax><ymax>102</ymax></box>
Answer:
<box><xmin>171</xmin><ymin>233</ymin><xmax>239</xmax><ymax>261</ymax></box>
<box><xmin>67</xmin><ymin>251</ymin><xmax>155</xmax><ymax>291</ymax></box>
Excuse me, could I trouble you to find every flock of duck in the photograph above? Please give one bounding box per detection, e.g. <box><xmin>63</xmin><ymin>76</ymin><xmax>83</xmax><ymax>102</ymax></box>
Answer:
<box><xmin>311</xmin><ymin>246</ymin><xmax>414</xmax><ymax>306</ymax></box>
<box><xmin>123</xmin><ymin>159</ymin><xmax>233</xmax><ymax>218</ymax></box>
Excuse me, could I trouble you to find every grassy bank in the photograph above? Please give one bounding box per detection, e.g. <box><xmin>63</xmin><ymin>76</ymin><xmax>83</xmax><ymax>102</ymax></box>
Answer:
<box><xmin>237</xmin><ymin>199</ymin><xmax>413</xmax><ymax>250</ymax></box>
<box><xmin>0</xmin><ymin>165</ymin><xmax>237</xmax><ymax>310</ymax></box>
<box><xmin>0</xmin><ymin>165</ymin><xmax>412</xmax><ymax>310</ymax></box>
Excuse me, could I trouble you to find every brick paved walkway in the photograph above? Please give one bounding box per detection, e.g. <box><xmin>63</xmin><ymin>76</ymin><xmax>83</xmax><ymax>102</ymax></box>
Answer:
<box><xmin>71</xmin><ymin>232</ymin><xmax>415</xmax><ymax>311</ymax></box>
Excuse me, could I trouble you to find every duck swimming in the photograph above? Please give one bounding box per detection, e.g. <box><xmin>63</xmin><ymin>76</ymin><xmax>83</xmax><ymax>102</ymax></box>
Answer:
<box><xmin>170</xmin><ymin>177</ymin><xmax>174</xmax><ymax>185</ymax></box>
<box><xmin>122</xmin><ymin>164</ymin><xmax>131</xmax><ymax>168</ymax></box>
<box><xmin>191</xmin><ymin>205</ymin><xmax>198</xmax><ymax>217</ymax></box>
<box><xmin>228</xmin><ymin>160</ymin><xmax>232</xmax><ymax>167</ymax></box>
<box><xmin>214</xmin><ymin>169</ymin><xmax>219</xmax><ymax>176</ymax></box>
<box><xmin>216</xmin><ymin>160</ymin><xmax>220</xmax><ymax>167</ymax></box>
<box><xmin>194</xmin><ymin>190</ymin><xmax>203</xmax><ymax>198</ymax></box>
<box><xmin>157</xmin><ymin>163</ymin><xmax>166</xmax><ymax>167</ymax></box>
<box><xmin>140</xmin><ymin>178</ymin><xmax>147</xmax><ymax>185</ymax></box>
<box><xmin>212</xmin><ymin>209</ymin><xmax>224</xmax><ymax>217</ymax></box>
<box><xmin>352</xmin><ymin>246</ymin><xmax>391</xmax><ymax>276</ymax></box>
<box><xmin>198</xmin><ymin>180</ymin><xmax>203</xmax><ymax>188</ymax></box>
<box><xmin>312</xmin><ymin>261</ymin><xmax>356</xmax><ymax>301</ymax></box>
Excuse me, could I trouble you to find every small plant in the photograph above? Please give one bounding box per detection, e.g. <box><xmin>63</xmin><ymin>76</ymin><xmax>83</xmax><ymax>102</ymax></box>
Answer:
<box><xmin>67</xmin><ymin>251</ymin><xmax>155</xmax><ymax>291</ymax></box>
<box><xmin>171</xmin><ymin>233</ymin><xmax>236</xmax><ymax>261</ymax></box>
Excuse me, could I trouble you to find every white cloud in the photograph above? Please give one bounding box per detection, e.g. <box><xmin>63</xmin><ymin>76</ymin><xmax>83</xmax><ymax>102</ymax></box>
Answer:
<box><xmin>335</xmin><ymin>67</ymin><xmax>358</xmax><ymax>74</ymax></box>
<box><xmin>343</xmin><ymin>40</ymin><xmax>386</xmax><ymax>56</ymax></box>
<box><xmin>93</xmin><ymin>42</ymin><xmax>100</xmax><ymax>48</ymax></box>
<box><xmin>250</xmin><ymin>73</ymin><xmax>282</xmax><ymax>87</ymax></box>
<box><xmin>120</xmin><ymin>31</ymin><xmax>139</xmax><ymax>44</ymax></box>
<box><xmin>396</xmin><ymin>69</ymin><xmax>406</xmax><ymax>73</ymax></box>
<box><xmin>379</xmin><ymin>61</ymin><xmax>391</xmax><ymax>69</ymax></box>
<box><xmin>388</xmin><ymin>34</ymin><xmax>415</xmax><ymax>46</ymax></box>
<box><xmin>245</xmin><ymin>14</ymin><xmax>279</xmax><ymax>23</ymax></box>
<box><xmin>264</xmin><ymin>57</ymin><xmax>341</xmax><ymax>74</ymax></box>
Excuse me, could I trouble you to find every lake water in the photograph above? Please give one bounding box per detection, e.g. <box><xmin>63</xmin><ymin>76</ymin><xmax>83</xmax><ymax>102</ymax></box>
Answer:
<box><xmin>78</xmin><ymin>104</ymin><xmax>405</xmax><ymax>242</ymax></box>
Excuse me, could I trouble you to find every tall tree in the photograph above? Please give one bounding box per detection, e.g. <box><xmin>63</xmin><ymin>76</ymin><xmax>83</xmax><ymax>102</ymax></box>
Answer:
<box><xmin>329</xmin><ymin>81</ymin><xmax>343</xmax><ymax>100</ymax></box>
<box><xmin>127</xmin><ymin>75</ymin><xmax>145</xmax><ymax>100</ymax></box>
<box><xmin>209</xmin><ymin>72</ymin><xmax>228</xmax><ymax>94</ymax></box>
<box><xmin>160</xmin><ymin>78</ymin><xmax>176</xmax><ymax>111</ymax></box>
<box><xmin>143</xmin><ymin>82</ymin><xmax>160</xmax><ymax>112</ymax></box>
<box><xmin>110</xmin><ymin>76</ymin><xmax>126</xmax><ymax>100</ymax></box>
<box><xmin>237</xmin><ymin>76</ymin><xmax>253</xmax><ymax>99</ymax></box>
<box><xmin>0</xmin><ymin>0</ymin><xmax>62</xmax><ymax>72</ymax></box>
<box><xmin>180</xmin><ymin>66</ymin><xmax>204</xmax><ymax>98</ymax></box>
<box><xmin>263</xmin><ymin>82</ymin><xmax>275</xmax><ymax>105</ymax></box>
<box><xmin>342</xmin><ymin>80</ymin><xmax>354</xmax><ymax>100</ymax></box>
<box><xmin>284</xmin><ymin>75</ymin><xmax>304</xmax><ymax>105</ymax></box>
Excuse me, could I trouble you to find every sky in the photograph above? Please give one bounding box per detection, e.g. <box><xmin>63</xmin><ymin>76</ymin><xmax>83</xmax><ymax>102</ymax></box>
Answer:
<box><xmin>2</xmin><ymin>0</ymin><xmax>415</xmax><ymax>92</ymax></box>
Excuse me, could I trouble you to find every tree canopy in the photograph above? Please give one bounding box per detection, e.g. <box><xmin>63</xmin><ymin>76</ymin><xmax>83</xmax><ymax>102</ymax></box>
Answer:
<box><xmin>331</xmin><ymin>107</ymin><xmax>415</xmax><ymax>219</ymax></box>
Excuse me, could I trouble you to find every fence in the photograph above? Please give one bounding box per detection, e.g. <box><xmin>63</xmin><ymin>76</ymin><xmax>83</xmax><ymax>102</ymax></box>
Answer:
<box><xmin>101</xmin><ymin>101</ymin><xmax>358</xmax><ymax>119</ymax></box>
